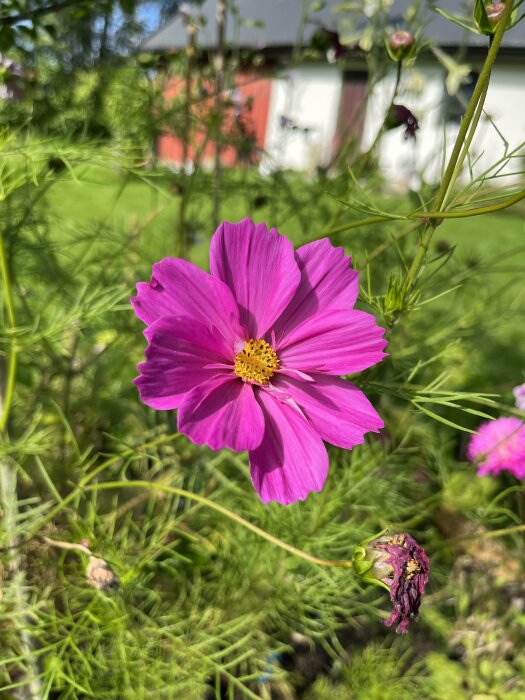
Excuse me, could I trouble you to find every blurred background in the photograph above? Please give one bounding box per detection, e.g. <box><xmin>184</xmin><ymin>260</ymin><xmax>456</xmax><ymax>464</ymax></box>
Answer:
<box><xmin>0</xmin><ymin>1</ymin><xmax>524</xmax><ymax>698</ymax></box>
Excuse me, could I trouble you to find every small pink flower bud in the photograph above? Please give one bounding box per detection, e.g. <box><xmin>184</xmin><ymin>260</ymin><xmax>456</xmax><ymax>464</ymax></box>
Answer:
<box><xmin>388</xmin><ymin>30</ymin><xmax>415</xmax><ymax>52</ymax></box>
<box><xmin>486</xmin><ymin>3</ymin><xmax>506</xmax><ymax>26</ymax></box>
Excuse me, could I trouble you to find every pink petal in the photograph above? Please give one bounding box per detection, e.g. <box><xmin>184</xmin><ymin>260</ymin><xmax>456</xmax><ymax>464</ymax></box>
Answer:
<box><xmin>249</xmin><ymin>390</ymin><xmax>328</xmax><ymax>505</ymax></box>
<box><xmin>273</xmin><ymin>238</ymin><xmax>359</xmax><ymax>341</ymax></box>
<box><xmin>468</xmin><ymin>417</ymin><xmax>525</xmax><ymax>479</ymax></box>
<box><xmin>278</xmin><ymin>308</ymin><xmax>387</xmax><ymax>375</ymax></box>
<box><xmin>209</xmin><ymin>218</ymin><xmax>301</xmax><ymax>338</ymax></box>
<box><xmin>273</xmin><ymin>373</ymin><xmax>383</xmax><ymax>449</ymax></box>
<box><xmin>131</xmin><ymin>257</ymin><xmax>244</xmax><ymax>346</ymax></box>
<box><xmin>135</xmin><ymin>316</ymin><xmax>233</xmax><ymax>410</ymax></box>
<box><xmin>178</xmin><ymin>375</ymin><xmax>265</xmax><ymax>451</ymax></box>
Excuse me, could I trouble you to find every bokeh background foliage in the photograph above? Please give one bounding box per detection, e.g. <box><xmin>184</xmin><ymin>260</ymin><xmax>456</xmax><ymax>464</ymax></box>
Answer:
<box><xmin>1</xmin><ymin>1</ymin><xmax>525</xmax><ymax>698</ymax></box>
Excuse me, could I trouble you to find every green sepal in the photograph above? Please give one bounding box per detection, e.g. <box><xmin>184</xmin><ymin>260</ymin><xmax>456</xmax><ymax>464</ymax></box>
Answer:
<box><xmin>474</xmin><ymin>0</ymin><xmax>493</xmax><ymax>34</ymax></box>
<box><xmin>384</xmin><ymin>37</ymin><xmax>417</xmax><ymax>64</ymax></box>
<box><xmin>352</xmin><ymin>544</ymin><xmax>373</xmax><ymax>578</ymax></box>
<box><xmin>352</xmin><ymin>529</ymin><xmax>392</xmax><ymax>592</ymax></box>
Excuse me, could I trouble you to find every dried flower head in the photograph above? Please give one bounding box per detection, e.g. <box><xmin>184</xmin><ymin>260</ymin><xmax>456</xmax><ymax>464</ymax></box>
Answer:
<box><xmin>86</xmin><ymin>556</ymin><xmax>118</xmax><ymax>591</ymax></box>
<box><xmin>467</xmin><ymin>416</ymin><xmax>525</xmax><ymax>479</ymax></box>
<box><xmin>311</xmin><ymin>28</ymin><xmax>346</xmax><ymax>62</ymax></box>
<box><xmin>386</xmin><ymin>104</ymin><xmax>419</xmax><ymax>139</ymax></box>
<box><xmin>354</xmin><ymin>533</ymin><xmax>430</xmax><ymax>633</ymax></box>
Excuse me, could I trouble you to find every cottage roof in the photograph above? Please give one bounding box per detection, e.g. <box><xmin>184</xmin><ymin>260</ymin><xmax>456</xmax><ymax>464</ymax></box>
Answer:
<box><xmin>141</xmin><ymin>0</ymin><xmax>525</xmax><ymax>53</ymax></box>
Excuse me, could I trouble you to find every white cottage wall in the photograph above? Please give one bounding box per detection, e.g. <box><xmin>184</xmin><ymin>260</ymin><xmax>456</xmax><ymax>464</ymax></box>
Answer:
<box><xmin>261</xmin><ymin>65</ymin><xmax>342</xmax><ymax>174</ymax></box>
<box><xmin>471</xmin><ymin>65</ymin><xmax>525</xmax><ymax>186</ymax></box>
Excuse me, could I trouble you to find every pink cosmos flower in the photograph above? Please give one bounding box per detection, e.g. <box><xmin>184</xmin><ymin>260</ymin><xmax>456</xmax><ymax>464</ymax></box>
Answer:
<box><xmin>132</xmin><ymin>219</ymin><xmax>387</xmax><ymax>505</ymax></box>
<box><xmin>513</xmin><ymin>383</ymin><xmax>525</xmax><ymax>412</ymax></box>
<box><xmin>467</xmin><ymin>417</ymin><xmax>525</xmax><ymax>479</ymax></box>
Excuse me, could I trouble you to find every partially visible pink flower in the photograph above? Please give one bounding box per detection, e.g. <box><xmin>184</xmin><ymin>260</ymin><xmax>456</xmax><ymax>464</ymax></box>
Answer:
<box><xmin>467</xmin><ymin>417</ymin><xmax>525</xmax><ymax>479</ymax></box>
<box><xmin>513</xmin><ymin>383</ymin><xmax>525</xmax><ymax>412</ymax></box>
<box><xmin>365</xmin><ymin>534</ymin><xmax>430</xmax><ymax>634</ymax></box>
<box><xmin>132</xmin><ymin>219</ymin><xmax>387</xmax><ymax>505</ymax></box>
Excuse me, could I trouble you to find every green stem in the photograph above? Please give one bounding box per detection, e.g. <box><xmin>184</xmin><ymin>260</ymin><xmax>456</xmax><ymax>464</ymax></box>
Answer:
<box><xmin>403</xmin><ymin>1</ymin><xmax>514</xmax><ymax>294</ymax></box>
<box><xmin>325</xmin><ymin>61</ymin><xmax>403</xmax><ymax>233</ymax></box>
<box><xmin>30</xmin><ymin>432</ymin><xmax>182</xmax><ymax>536</ymax></box>
<box><xmin>413</xmin><ymin>186</ymin><xmax>525</xmax><ymax>219</ymax></box>
<box><xmin>449</xmin><ymin>521</ymin><xmax>525</xmax><ymax>543</ymax></box>
<box><xmin>315</xmin><ymin>184</ymin><xmax>525</xmax><ymax>240</ymax></box>
<box><xmin>0</xmin><ymin>230</ymin><xmax>17</xmax><ymax>433</ymax></box>
<box><xmin>0</xmin><ymin>234</ymin><xmax>42</xmax><ymax>696</ymax></box>
<box><xmin>85</xmin><ymin>480</ymin><xmax>353</xmax><ymax>570</ymax></box>
<box><xmin>440</xmin><ymin>81</ymin><xmax>490</xmax><ymax>212</ymax></box>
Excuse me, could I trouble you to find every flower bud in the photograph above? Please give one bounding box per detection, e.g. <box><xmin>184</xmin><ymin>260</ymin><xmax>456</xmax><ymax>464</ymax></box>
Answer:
<box><xmin>353</xmin><ymin>533</ymin><xmax>430</xmax><ymax>633</ymax></box>
<box><xmin>486</xmin><ymin>3</ymin><xmax>506</xmax><ymax>26</ymax></box>
<box><xmin>389</xmin><ymin>30</ymin><xmax>414</xmax><ymax>52</ymax></box>
<box><xmin>387</xmin><ymin>30</ymin><xmax>415</xmax><ymax>61</ymax></box>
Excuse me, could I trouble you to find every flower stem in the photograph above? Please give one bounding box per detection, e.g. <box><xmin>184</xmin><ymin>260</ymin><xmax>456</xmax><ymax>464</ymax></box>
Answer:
<box><xmin>0</xmin><ymin>229</ymin><xmax>43</xmax><ymax>698</ymax></box>
<box><xmin>403</xmin><ymin>0</ymin><xmax>515</xmax><ymax>295</ymax></box>
<box><xmin>84</xmin><ymin>479</ymin><xmax>354</xmax><ymax>570</ymax></box>
<box><xmin>31</xmin><ymin>432</ymin><xmax>183</xmax><ymax>536</ymax></box>
<box><xmin>306</xmin><ymin>183</ymin><xmax>525</xmax><ymax>243</ymax></box>
<box><xmin>323</xmin><ymin>61</ymin><xmax>403</xmax><ymax>234</ymax></box>
<box><xmin>0</xmin><ymin>229</ymin><xmax>17</xmax><ymax>433</ymax></box>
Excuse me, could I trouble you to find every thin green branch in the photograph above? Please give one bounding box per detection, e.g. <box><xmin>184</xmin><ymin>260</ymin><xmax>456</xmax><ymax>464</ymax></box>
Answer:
<box><xmin>84</xmin><ymin>480</ymin><xmax>354</xmax><ymax>570</ymax></box>
<box><xmin>31</xmin><ymin>432</ymin><xmax>183</xmax><ymax>536</ymax></box>
<box><xmin>0</xmin><ymin>230</ymin><xmax>16</xmax><ymax>433</ymax></box>
<box><xmin>319</xmin><ymin>185</ymin><xmax>525</xmax><ymax>237</ymax></box>
<box><xmin>324</xmin><ymin>61</ymin><xmax>403</xmax><ymax>233</ymax></box>
<box><xmin>403</xmin><ymin>1</ymin><xmax>515</xmax><ymax>294</ymax></box>
<box><xmin>440</xmin><ymin>81</ymin><xmax>490</xmax><ymax>212</ymax></box>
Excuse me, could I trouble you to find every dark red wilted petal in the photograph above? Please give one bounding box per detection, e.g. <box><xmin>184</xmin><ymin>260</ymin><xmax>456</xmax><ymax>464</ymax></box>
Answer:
<box><xmin>372</xmin><ymin>533</ymin><xmax>430</xmax><ymax>633</ymax></box>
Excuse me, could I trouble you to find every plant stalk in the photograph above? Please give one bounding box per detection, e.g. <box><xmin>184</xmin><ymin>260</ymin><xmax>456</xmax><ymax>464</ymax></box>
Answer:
<box><xmin>403</xmin><ymin>1</ymin><xmax>515</xmax><ymax>295</ymax></box>
<box><xmin>212</xmin><ymin>0</ymin><xmax>226</xmax><ymax>231</ymax></box>
<box><xmin>0</xmin><ymin>229</ymin><xmax>42</xmax><ymax>699</ymax></box>
<box><xmin>85</xmin><ymin>480</ymin><xmax>354</xmax><ymax>570</ymax></box>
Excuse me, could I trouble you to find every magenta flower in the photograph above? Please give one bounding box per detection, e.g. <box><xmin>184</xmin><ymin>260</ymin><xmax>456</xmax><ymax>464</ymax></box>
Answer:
<box><xmin>132</xmin><ymin>219</ymin><xmax>387</xmax><ymax>505</ymax></box>
<box><xmin>467</xmin><ymin>417</ymin><xmax>525</xmax><ymax>479</ymax></box>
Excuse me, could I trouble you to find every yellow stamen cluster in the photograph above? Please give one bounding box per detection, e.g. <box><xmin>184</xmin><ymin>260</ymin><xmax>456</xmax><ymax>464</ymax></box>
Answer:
<box><xmin>390</xmin><ymin>534</ymin><xmax>407</xmax><ymax>547</ymax></box>
<box><xmin>404</xmin><ymin>559</ymin><xmax>421</xmax><ymax>581</ymax></box>
<box><xmin>234</xmin><ymin>338</ymin><xmax>279</xmax><ymax>385</ymax></box>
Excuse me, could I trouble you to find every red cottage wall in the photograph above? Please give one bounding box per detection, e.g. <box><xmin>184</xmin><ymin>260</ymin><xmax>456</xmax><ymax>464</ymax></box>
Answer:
<box><xmin>157</xmin><ymin>68</ymin><xmax>272</xmax><ymax>168</ymax></box>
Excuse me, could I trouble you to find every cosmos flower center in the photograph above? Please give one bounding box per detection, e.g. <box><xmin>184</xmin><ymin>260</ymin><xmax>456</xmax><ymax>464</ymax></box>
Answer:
<box><xmin>234</xmin><ymin>338</ymin><xmax>279</xmax><ymax>385</ymax></box>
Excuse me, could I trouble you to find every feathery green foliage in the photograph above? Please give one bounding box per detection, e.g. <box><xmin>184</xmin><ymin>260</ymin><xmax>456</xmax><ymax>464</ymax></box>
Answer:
<box><xmin>1</xmin><ymin>1</ymin><xmax>525</xmax><ymax>698</ymax></box>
